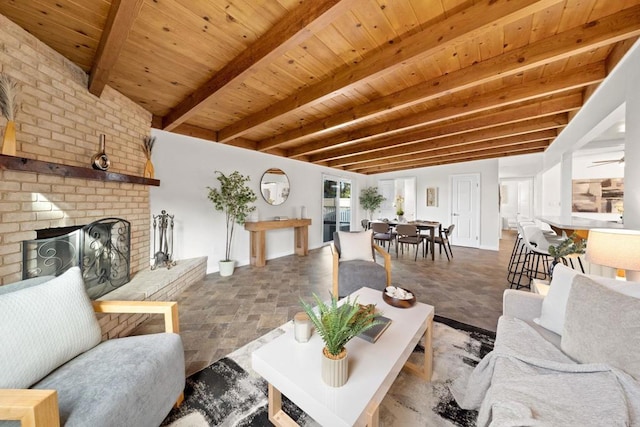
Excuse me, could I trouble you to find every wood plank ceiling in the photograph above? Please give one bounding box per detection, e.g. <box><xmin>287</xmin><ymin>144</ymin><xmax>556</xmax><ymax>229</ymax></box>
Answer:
<box><xmin>2</xmin><ymin>0</ymin><xmax>639</xmax><ymax>174</ymax></box>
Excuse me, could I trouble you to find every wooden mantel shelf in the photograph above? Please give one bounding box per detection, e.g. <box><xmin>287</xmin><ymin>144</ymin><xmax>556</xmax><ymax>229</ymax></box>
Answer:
<box><xmin>0</xmin><ymin>154</ymin><xmax>160</xmax><ymax>186</ymax></box>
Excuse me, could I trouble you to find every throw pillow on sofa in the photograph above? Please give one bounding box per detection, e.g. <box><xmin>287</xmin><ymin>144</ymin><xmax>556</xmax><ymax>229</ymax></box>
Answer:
<box><xmin>534</xmin><ymin>264</ymin><xmax>640</xmax><ymax>335</ymax></box>
<box><xmin>562</xmin><ymin>275</ymin><xmax>640</xmax><ymax>380</ymax></box>
<box><xmin>0</xmin><ymin>267</ymin><xmax>102</xmax><ymax>389</ymax></box>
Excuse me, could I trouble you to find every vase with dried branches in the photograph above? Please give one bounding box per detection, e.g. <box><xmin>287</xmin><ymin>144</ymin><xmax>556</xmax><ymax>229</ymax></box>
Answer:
<box><xmin>142</xmin><ymin>135</ymin><xmax>156</xmax><ymax>178</ymax></box>
<box><xmin>0</xmin><ymin>73</ymin><xmax>19</xmax><ymax>156</ymax></box>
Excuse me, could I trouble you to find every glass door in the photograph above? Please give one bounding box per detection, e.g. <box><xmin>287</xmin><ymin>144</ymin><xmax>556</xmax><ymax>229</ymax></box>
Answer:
<box><xmin>322</xmin><ymin>176</ymin><xmax>352</xmax><ymax>242</ymax></box>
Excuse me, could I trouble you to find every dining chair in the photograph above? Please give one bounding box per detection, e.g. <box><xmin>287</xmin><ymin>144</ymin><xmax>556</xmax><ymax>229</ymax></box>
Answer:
<box><xmin>370</xmin><ymin>221</ymin><xmax>395</xmax><ymax>251</ymax></box>
<box><xmin>395</xmin><ymin>224</ymin><xmax>424</xmax><ymax>261</ymax></box>
<box><xmin>435</xmin><ymin>224</ymin><xmax>455</xmax><ymax>260</ymax></box>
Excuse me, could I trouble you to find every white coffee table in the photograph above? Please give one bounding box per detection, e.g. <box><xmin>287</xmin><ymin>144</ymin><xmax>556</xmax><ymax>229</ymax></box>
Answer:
<box><xmin>252</xmin><ymin>287</ymin><xmax>435</xmax><ymax>426</ymax></box>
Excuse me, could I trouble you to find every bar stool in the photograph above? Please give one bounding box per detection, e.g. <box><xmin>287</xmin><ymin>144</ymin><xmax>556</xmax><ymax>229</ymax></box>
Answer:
<box><xmin>511</xmin><ymin>225</ymin><xmax>554</xmax><ymax>290</ymax></box>
<box><xmin>507</xmin><ymin>220</ymin><xmax>535</xmax><ymax>286</ymax></box>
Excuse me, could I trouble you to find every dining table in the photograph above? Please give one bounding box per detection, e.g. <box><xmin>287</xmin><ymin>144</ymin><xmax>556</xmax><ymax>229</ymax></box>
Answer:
<box><xmin>372</xmin><ymin>220</ymin><xmax>441</xmax><ymax>260</ymax></box>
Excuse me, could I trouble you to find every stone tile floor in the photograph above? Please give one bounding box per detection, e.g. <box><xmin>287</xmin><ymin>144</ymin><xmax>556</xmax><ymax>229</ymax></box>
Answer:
<box><xmin>133</xmin><ymin>230</ymin><xmax>517</xmax><ymax>375</ymax></box>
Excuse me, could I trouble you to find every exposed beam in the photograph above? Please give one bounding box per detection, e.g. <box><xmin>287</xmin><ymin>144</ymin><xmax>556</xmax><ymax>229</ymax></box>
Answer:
<box><xmin>606</xmin><ymin>35</ymin><xmax>640</xmax><ymax>73</ymax></box>
<box><xmin>170</xmin><ymin>124</ymin><xmax>218</xmax><ymax>142</ymax></box>
<box><xmin>354</xmin><ymin>145</ymin><xmax>549</xmax><ymax>175</ymax></box>
<box><xmin>151</xmin><ymin>115</ymin><xmax>163</xmax><ymax>129</ymax></box>
<box><xmin>161</xmin><ymin>0</ymin><xmax>359</xmax><ymax>131</ymax></box>
<box><xmin>256</xmin><ymin>5</ymin><xmax>640</xmax><ymax>151</ymax></box>
<box><xmin>344</xmin><ymin>130</ymin><xmax>555</xmax><ymax>171</ymax></box>
<box><xmin>332</xmin><ymin>116</ymin><xmax>566</xmax><ymax>168</ymax></box>
<box><xmin>89</xmin><ymin>0</ymin><xmax>144</xmax><ymax>96</ymax></box>
<box><xmin>217</xmin><ymin>0</ymin><xmax>565</xmax><ymax>142</ymax></box>
<box><xmin>287</xmin><ymin>62</ymin><xmax>605</xmax><ymax>158</ymax></box>
<box><xmin>311</xmin><ymin>93</ymin><xmax>581</xmax><ymax>164</ymax></box>
<box><xmin>169</xmin><ymin>124</ymin><xmax>258</xmax><ymax>150</ymax></box>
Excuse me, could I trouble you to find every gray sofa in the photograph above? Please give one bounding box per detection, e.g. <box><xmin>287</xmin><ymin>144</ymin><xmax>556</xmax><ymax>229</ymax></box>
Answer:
<box><xmin>453</xmin><ymin>264</ymin><xmax>640</xmax><ymax>426</ymax></box>
<box><xmin>0</xmin><ymin>267</ymin><xmax>185</xmax><ymax>427</ymax></box>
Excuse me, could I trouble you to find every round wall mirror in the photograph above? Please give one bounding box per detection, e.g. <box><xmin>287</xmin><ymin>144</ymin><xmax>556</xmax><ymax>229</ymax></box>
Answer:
<box><xmin>260</xmin><ymin>168</ymin><xmax>290</xmax><ymax>205</ymax></box>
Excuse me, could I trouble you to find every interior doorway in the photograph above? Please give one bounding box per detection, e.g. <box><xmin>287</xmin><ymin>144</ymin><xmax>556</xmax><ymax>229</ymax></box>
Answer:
<box><xmin>499</xmin><ymin>178</ymin><xmax>533</xmax><ymax>229</ymax></box>
<box><xmin>322</xmin><ymin>176</ymin><xmax>352</xmax><ymax>243</ymax></box>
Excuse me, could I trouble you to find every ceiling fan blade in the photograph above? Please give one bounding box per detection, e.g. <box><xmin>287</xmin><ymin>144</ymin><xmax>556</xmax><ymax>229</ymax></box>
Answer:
<box><xmin>591</xmin><ymin>159</ymin><xmax>619</xmax><ymax>164</ymax></box>
<box><xmin>589</xmin><ymin>157</ymin><xmax>624</xmax><ymax>167</ymax></box>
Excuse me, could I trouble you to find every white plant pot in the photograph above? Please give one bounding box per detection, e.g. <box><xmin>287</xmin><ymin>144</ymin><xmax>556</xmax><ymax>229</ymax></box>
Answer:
<box><xmin>321</xmin><ymin>348</ymin><xmax>348</xmax><ymax>387</ymax></box>
<box><xmin>218</xmin><ymin>260</ymin><xmax>235</xmax><ymax>277</ymax></box>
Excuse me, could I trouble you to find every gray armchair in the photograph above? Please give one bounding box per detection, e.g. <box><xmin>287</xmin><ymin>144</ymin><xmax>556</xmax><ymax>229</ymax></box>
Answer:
<box><xmin>331</xmin><ymin>231</ymin><xmax>392</xmax><ymax>298</ymax></box>
<box><xmin>0</xmin><ymin>267</ymin><xmax>184</xmax><ymax>427</ymax></box>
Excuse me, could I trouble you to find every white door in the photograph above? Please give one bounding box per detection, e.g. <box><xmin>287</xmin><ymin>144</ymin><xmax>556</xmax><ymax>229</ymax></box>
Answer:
<box><xmin>500</xmin><ymin>178</ymin><xmax>533</xmax><ymax>228</ymax></box>
<box><xmin>450</xmin><ymin>174</ymin><xmax>480</xmax><ymax>248</ymax></box>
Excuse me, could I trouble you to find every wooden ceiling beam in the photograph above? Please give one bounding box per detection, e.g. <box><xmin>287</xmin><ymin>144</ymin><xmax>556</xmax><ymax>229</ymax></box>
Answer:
<box><xmin>257</xmin><ymin>5</ymin><xmax>640</xmax><ymax>152</ymax></box>
<box><xmin>217</xmin><ymin>0</ymin><xmax>565</xmax><ymax>142</ymax></box>
<box><xmin>161</xmin><ymin>0</ymin><xmax>358</xmax><ymax>131</ymax></box>
<box><xmin>169</xmin><ymin>124</ymin><xmax>259</xmax><ymax>150</ymax></box>
<box><xmin>311</xmin><ymin>93</ymin><xmax>581</xmax><ymax>163</ymax></box>
<box><xmin>287</xmin><ymin>61</ymin><xmax>605</xmax><ymax>158</ymax></box>
<box><xmin>88</xmin><ymin>0</ymin><xmax>144</xmax><ymax>96</ymax></box>
<box><xmin>344</xmin><ymin>130</ymin><xmax>555</xmax><ymax>171</ymax></box>
<box><xmin>353</xmin><ymin>145</ymin><xmax>549</xmax><ymax>175</ymax></box>
<box><xmin>169</xmin><ymin>124</ymin><xmax>218</xmax><ymax>142</ymax></box>
<box><xmin>606</xmin><ymin>36</ymin><xmax>640</xmax><ymax>73</ymax></box>
<box><xmin>331</xmin><ymin>116</ymin><xmax>565</xmax><ymax>168</ymax></box>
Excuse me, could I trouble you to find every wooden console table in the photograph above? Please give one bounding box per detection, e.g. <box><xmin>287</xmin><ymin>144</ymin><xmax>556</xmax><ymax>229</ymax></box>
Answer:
<box><xmin>244</xmin><ymin>219</ymin><xmax>312</xmax><ymax>267</ymax></box>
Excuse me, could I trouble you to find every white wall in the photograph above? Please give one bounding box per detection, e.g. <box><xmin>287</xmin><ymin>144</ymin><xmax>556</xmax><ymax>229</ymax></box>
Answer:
<box><xmin>370</xmin><ymin>158</ymin><xmax>500</xmax><ymax>250</ymax></box>
<box><xmin>150</xmin><ymin>130</ymin><xmax>367</xmax><ymax>273</ymax></box>
<box><xmin>541</xmin><ymin>163</ymin><xmax>561</xmax><ymax>216</ymax></box>
<box><xmin>499</xmin><ymin>153</ymin><xmax>544</xmax><ymax>178</ymax></box>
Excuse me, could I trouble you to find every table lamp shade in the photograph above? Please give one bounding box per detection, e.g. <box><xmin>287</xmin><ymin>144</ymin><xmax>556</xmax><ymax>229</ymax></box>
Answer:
<box><xmin>586</xmin><ymin>229</ymin><xmax>640</xmax><ymax>281</ymax></box>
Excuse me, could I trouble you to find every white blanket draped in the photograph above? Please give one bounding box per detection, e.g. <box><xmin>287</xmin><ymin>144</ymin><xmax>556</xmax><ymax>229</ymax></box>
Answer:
<box><xmin>451</xmin><ymin>317</ymin><xmax>640</xmax><ymax>427</ymax></box>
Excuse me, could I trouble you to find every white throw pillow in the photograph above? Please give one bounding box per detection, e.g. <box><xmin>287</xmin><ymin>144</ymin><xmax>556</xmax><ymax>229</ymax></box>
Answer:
<box><xmin>0</xmin><ymin>267</ymin><xmax>102</xmax><ymax>389</ymax></box>
<box><xmin>534</xmin><ymin>264</ymin><xmax>640</xmax><ymax>335</ymax></box>
<box><xmin>338</xmin><ymin>230</ymin><xmax>374</xmax><ymax>262</ymax></box>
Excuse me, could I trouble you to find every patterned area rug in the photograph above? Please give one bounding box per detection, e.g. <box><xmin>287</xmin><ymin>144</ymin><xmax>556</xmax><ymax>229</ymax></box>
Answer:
<box><xmin>162</xmin><ymin>315</ymin><xmax>494</xmax><ymax>427</ymax></box>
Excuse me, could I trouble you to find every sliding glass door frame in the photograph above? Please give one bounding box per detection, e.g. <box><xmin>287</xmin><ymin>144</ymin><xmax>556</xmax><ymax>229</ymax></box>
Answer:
<box><xmin>322</xmin><ymin>174</ymin><xmax>353</xmax><ymax>243</ymax></box>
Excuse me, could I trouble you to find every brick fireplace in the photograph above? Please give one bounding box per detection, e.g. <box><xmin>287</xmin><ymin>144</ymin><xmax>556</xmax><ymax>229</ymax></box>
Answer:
<box><xmin>0</xmin><ymin>14</ymin><xmax>152</xmax><ymax>286</ymax></box>
<box><xmin>0</xmin><ymin>14</ymin><xmax>208</xmax><ymax>341</ymax></box>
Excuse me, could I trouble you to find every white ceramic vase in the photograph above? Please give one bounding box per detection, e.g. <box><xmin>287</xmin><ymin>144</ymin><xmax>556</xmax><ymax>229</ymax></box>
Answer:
<box><xmin>218</xmin><ymin>260</ymin><xmax>235</xmax><ymax>277</ymax></box>
<box><xmin>321</xmin><ymin>348</ymin><xmax>348</xmax><ymax>387</ymax></box>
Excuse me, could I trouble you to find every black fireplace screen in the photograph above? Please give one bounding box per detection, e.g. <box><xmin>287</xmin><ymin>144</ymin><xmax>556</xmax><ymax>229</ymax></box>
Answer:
<box><xmin>22</xmin><ymin>218</ymin><xmax>131</xmax><ymax>299</ymax></box>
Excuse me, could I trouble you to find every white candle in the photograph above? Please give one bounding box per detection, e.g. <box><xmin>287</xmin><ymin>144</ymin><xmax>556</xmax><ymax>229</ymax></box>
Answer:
<box><xmin>294</xmin><ymin>312</ymin><xmax>311</xmax><ymax>343</ymax></box>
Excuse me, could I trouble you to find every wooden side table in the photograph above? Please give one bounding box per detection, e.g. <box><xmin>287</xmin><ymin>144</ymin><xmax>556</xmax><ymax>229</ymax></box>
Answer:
<box><xmin>244</xmin><ymin>219</ymin><xmax>312</xmax><ymax>267</ymax></box>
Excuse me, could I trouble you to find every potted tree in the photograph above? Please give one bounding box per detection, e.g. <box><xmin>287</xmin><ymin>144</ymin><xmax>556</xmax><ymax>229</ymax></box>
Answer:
<box><xmin>359</xmin><ymin>186</ymin><xmax>385</xmax><ymax>220</ymax></box>
<box><xmin>207</xmin><ymin>171</ymin><xmax>257</xmax><ymax>276</ymax></box>
<box><xmin>300</xmin><ymin>294</ymin><xmax>380</xmax><ymax>387</ymax></box>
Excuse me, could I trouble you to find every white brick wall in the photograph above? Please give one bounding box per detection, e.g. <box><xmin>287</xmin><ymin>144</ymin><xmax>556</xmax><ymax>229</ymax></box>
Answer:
<box><xmin>0</xmin><ymin>14</ymin><xmax>154</xmax><ymax>285</ymax></box>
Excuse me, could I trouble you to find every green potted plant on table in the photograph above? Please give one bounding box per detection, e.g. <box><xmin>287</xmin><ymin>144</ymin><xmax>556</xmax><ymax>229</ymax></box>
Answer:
<box><xmin>207</xmin><ymin>171</ymin><xmax>257</xmax><ymax>276</ymax></box>
<box><xmin>300</xmin><ymin>294</ymin><xmax>380</xmax><ymax>387</ymax></box>
<box><xmin>548</xmin><ymin>232</ymin><xmax>587</xmax><ymax>277</ymax></box>
<box><xmin>359</xmin><ymin>187</ymin><xmax>385</xmax><ymax>221</ymax></box>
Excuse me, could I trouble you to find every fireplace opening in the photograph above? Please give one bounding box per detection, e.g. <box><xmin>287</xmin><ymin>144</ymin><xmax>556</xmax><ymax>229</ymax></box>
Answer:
<box><xmin>22</xmin><ymin>218</ymin><xmax>131</xmax><ymax>299</ymax></box>
<box><xmin>36</xmin><ymin>225</ymin><xmax>84</xmax><ymax>239</ymax></box>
